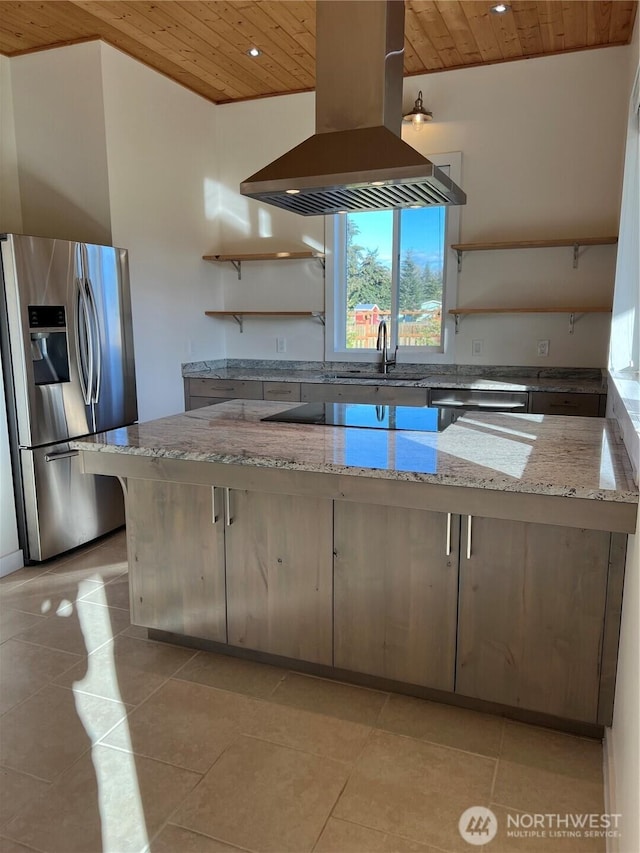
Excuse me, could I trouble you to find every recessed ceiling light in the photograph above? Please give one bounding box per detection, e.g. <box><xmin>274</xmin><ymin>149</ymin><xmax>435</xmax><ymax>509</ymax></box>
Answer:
<box><xmin>285</xmin><ymin>189</ymin><xmax>300</xmax><ymax>195</ymax></box>
<box><xmin>246</xmin><ymin>47</ymin><xmax>262</xmax><ymax>57</ymax></box>
<box><xmin>490</xmin><ymin>3</ymin><xmax>511</xmax><ymax>13</ymax></box>
<box><xmin>370</xmin><ymin>180</ymin><xmax>386</xmax><ymax>186</ymax></box>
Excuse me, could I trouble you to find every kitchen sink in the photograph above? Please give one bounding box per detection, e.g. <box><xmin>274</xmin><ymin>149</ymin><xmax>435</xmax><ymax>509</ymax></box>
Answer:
<box><xmin>325</xmin><ymin>371</ymin><xmax>431</xmax><ymax>381</ymax></box>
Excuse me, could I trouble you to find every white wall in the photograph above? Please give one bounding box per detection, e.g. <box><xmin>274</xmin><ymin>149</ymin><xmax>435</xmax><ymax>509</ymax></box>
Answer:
<box><xmin>604</xmin><ymin>14</ymin><xmax>640</xmax><ymax>853</ymax></box>
<box><xmin>10</xmin><ymin>41</ymin><xmax>112</xmax><ymax>245</ymax></box>
<box><xmin>0</xmin><ymin>55</ymin><xmax>22</xmax><ymax>233</ymax></box>
<box><xmin>215</xmin><ymin>93</ymin><xmax>326</xmax><ymax>361</ymax></box>
<box><xmin>407</xmin><ymin>48</ymin><xmax>626</xmax><ymax>367</ymax></box>
<box><xmin>100</xmin><ymin>44</ymin><xmax>223</xmax><ymax>420</ymax></box>
<box><xmin>215</xmin><ymin>46</ymin><xmax>629</xmax><ymax>366</ymax></box>
<box><xmin>4</xmin><ymin>41</ymin><xmax>630</xmax><ymax>374</ymax></box>
<box><xmin>0</xmin><ymin>55</ymin><xmax>23</xmax><ymax>574</ymax></box>
<box><xmin>0</xmin><ymin>353</ymin><xmax>23</xmax><ymax>576</ymax></box>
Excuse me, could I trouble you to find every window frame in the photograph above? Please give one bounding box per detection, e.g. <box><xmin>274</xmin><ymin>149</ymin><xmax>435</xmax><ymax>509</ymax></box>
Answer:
<box><xmin>324</xmin><ymin>151</ymin><xmax>462</xmax><ymax>364</ymax></box>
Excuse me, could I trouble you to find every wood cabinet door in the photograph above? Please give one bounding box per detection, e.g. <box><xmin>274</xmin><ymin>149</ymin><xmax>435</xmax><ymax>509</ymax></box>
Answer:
<box><xmin>334</xmin><ymin>502</ymin><xmax>459</xmax><ymax>690</ymax></box>
<box><xmin>456</xmin><ymin>516</ymin><xmax>611</xmax><ymax>723</ymax></box>
<box><xmin>528</xmin><ymin>392</ymin><xmax>601</xmax><ymax>417</ymax></box>
<box><xmin>126</xmin><ymin>480</ymin><xmax>227</xmax><ymax>642</ymax></box>
<box><xmin>225</xmin><ymin>490</ymin><xmax>333</xmax><ymax>665</ymax></box>
<box><xmin>300</xmin><ymin>383</ymin><xmax>428</xmax><ymax>406</ymax></box>
<box><xmin>187</xmin><ymin>378</ymin><xmax>264</xmax><ymax>399</ymax></box>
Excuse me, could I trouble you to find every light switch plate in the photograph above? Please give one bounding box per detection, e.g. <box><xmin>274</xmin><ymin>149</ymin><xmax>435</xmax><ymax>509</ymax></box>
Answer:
<box><xmin>472</xmin><ymin>340</ymin><xmax>483</xmax><ymax>356</ymax></box>
<box><xmin>537</xmin><ymin>339</ymin><xmax>550</xmax><ymax>357</ymax></box>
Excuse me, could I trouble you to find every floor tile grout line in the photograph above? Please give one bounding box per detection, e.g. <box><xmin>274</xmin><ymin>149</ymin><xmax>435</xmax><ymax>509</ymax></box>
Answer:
<box><xmin>307</xmin><ymin>751</ymin><xmax>356</xmax><ymax>853</ymax></box>
<box><xmin>150</xmin><ymin>822</ymin><xmax>256</xmax><ymax>853</ymax></box>
<box><xmin>502</xmin><ymin>716</ymin><xmax>605</xmax><ymax>746</ymax></box>
<box><xmin>232</xmin><ymin>730</ymin><xmax>368</xmax><ymax>768</ymax></box>
<box><xmin>233</xmin><ymin>731</ymin><xmax>361</xmax><ymax>768</ymax></box>
<box><xmin>0</xmin><ymin>658</ymin><xmax>85</xmax><ymax>721</ymax></box>
<box><xmin>316</xmin><ymin>814</ymin><xmax>455</xmax><ymax>853</ymax></box>
<box><xmin>90</xmin><ymin>738</ymin><xmax>209</xmax><ymax>777</ymax></box>
<box><xmin>150</xmin><ymin>736</ymin><xmax>247</xmax><ymax>848</ymax></box>
<box><xmin>265</xmin><ymin>666</ymin><xmax>289</xmax><ymax>696</ymax></box>
<box><xmin>372</xmin><ymin>690</ymin><xmax>391</xmax><ymax>727</ymax></box>
<box><xmin>311</xmin><ymin>723</ymin><xmax>382</xmax><ymax>851</ymax></box>
<box><xmin>0</xmin><ymin>831</ymin><xmax>48</xmax><ymax>853</ymax></box>
<box><xmin>370</xmin><ymin>725</ymin><xmax>503</xmax><ymax>764</ymax></box>
<box><xmin>5</xmin><ymin>618</ymin><xmax>131</xmax><ymax>660</ymax></box>
<box><xmin>0</xmin><ymin>761</ymin><xmax>54</xmax><ymax>787</ymax></box>
<box><xmin>1</xmin><ymin>635</ymin><xmax>83</xmax><ymax>660</ymax></box>
<box><xmin>490</xmin><ymin>717</ymin><xmax>507</xmax><ymax>802</ymax></box>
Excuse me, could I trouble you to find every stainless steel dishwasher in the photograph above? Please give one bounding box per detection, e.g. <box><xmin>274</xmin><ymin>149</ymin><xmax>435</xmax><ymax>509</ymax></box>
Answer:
<box><xmin>428</xmin><ymin>388</ymin><xmax>529</xmax><ymax>425</ymax></box>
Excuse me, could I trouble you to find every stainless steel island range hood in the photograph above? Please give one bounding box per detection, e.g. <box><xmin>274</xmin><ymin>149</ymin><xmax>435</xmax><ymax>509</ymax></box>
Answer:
<box><xmin>240</xmin><ymin>0</ymin><xmax>466</xmax><ymax>216</ymax></box>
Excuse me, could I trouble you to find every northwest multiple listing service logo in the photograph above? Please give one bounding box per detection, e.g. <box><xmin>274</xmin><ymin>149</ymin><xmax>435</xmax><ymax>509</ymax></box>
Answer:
<box><xmin>458</xmin><ymin>807</ymin><xmax>622</xmax><ymax>846</ymax></box>
<box><xmin>459</xmin><ymin>807</ymin><xmax>498</xmax><ymax>845</ymax></box>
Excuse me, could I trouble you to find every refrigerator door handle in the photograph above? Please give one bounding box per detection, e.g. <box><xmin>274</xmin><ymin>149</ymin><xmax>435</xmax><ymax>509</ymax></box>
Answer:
<box><xmin>75</xmin><ymin>277</ymin><xmax>93</xmax><ymax>406</ymax></box>
<box><xmin>85</xmin><ymin>275</ymin><xmax>102</xmax><ymax>404</ymax></box>
<box><xmin>44</xmin><ymin>449</ymin><xmax>80</xmax><ymax>462</ymax></box>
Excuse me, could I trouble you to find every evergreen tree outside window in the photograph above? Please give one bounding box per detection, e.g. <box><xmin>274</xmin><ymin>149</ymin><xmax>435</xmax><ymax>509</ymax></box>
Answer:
<box><xmin>343</xmin><ymin>206</ymin><xmax>446</xmax><ymax>351</ymax></box>
<box><xmin>325</xmin><ymin>152</ymin><xmax>462</xmax><ymax>362</ymax></box>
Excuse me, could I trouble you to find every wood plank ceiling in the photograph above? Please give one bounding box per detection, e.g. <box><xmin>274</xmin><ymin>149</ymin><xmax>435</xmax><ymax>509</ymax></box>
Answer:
<box><xmin>0</xmin><ymin>1</ymin><xmax>636</xmax><ymax>105</ymax></box>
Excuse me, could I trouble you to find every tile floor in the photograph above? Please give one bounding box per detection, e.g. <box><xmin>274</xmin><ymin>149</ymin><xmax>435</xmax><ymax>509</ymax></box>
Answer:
<box><xmin>0</xmin><ymin>530</ymin><xmax>606</xmax><ymax>853</ymax></box>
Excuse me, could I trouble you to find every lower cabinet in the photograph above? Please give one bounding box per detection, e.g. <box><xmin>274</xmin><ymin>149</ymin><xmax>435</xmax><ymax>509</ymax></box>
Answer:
<box><xmin>333</xmin><ymin>502</ymin><xmax>459</xmax><ymax>690</ymax></box>
<box><xmin>126</xmin><ymin>479</ymin><xmax>333</xmax><ymax>665</ymax></box>
<box><xmin>225</xmin><ymin>489</ymin><xmax>333</xmax><ymax>665</ymax></box>
<box><xmin>529</xmin><ymin>391</ymin><xmax>602</xmax><ymax>417</ymax></box>
<box><xmin>125</xmin><ymin>479</ymin><xmax>622</xmax><ymax>726</ymax></box>
<box><xmin>300</xmin><ymin>382</ymin><xmax>428</xmax><ymax>406</ymax></box>
<box><xmin>127</xmin><ymin>480</ymin><xmax>227</xmax><ymax>643</ymax></box>
<box><xmin>456</xmin><ymin>516</ymin><xmax>612</xmax><ymax>723</ymax></box>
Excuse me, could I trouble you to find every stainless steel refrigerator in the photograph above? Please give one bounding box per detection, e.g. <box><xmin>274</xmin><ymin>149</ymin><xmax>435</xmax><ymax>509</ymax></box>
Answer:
<box><xmin>1</xmin><ymin>233</ymin><xmax>137</xmax><ymax>562</ymax></box>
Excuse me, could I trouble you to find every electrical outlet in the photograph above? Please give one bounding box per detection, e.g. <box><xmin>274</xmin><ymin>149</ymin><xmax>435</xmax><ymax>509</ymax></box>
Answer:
<box><xmin>537</xmin><ymin>339</ymin><xmax>550</xmax><ymax>357</ymax></box>
<box><xmin>472</xmin><ymin>339</ymin><xmax>483</xmax><ymax>356</ymax></box>
<box><xmin>276</xmin><ymin>337</ymin><xmax>287</xmax><ymax>353</ymax></box>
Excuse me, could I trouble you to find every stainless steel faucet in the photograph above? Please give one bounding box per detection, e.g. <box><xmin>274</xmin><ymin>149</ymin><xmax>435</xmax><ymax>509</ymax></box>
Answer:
<box><xmin>376</xmin><ymin>320</ymin><xmax>397</xmax><ymax>374</ymax></box>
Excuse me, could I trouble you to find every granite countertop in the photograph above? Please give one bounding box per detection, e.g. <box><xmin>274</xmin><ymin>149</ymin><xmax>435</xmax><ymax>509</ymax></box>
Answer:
<box><xmin>182</xmin><ymin>361</ymin><xmax>607</xmax><ymax>394</ymax></box>
<box><xmin>73</xmin><ymin>400</ymin><xmax>638</xmax><ymax>503</ymax></box>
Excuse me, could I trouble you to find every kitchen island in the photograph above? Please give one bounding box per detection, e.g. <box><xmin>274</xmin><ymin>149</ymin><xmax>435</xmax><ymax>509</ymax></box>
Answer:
<box><xmin>73</xmin><ymin>400</ymin><xmax>638</xmax><ymax>735</ymax></box>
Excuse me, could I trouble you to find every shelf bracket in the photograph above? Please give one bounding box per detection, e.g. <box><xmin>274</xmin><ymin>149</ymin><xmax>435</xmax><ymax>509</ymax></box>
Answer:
<box><xmin>313</xmin><ymin>311</ymin><xmax>326</xmax><ymax>326</ymax></box>
<box><xmin>232</xmin><ymin>313</ymin><xmax>244</xmax><ymax>333</ymax></box>
<box><xmin>569</xmin><ymin>312</ymin><xmax>575</xmax><ymax>334</ymax></box>
<box><xmin>454</xmin><ymin>314</ymin><xmax>460</xmax><ymax>334</ymax></box>
<box><xmin>572</xmin><ymin>243</ymin><xmax>580</xmax><ymax>269</ymax></box>
<box><xmin>456</xmin><ymin>250</ymin><xmax>463</xmax><ymax>273</ymax></box>
<box><xmin>230</xmin><ymin>260</ymin><xmax>242</xmax><ymax>280</ymax></box>
<box><xmin>316</xmin><ymin>257</ymin><xmax>326</xmax><ymax>273</ymax></box>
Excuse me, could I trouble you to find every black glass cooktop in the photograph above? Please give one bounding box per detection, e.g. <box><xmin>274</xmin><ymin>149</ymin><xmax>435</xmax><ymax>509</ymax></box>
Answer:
<box><xmin>261</xmin><ymin>402</ymin><xmax>453</xmax><ymax>432</ymax></box>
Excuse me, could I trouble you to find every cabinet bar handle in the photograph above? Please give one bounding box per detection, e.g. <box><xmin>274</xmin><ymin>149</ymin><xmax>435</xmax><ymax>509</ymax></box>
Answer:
<box><xmin>211</xmin><ymin>487</ymin><xmax>219</xmax><ymax>524</ymax></box>
<box><xmin>466</xmin><ymin>515</ymin><xmax>472</xmax><ymax>559</ymax></box>
<box><xmin>224</xmin><ymin>488</ymin><xmax>233</xmax><ymax>526</ymax></box>
<box><xmin>445</xmin><ymin>513</ymin><xmax>452</xmax><ymax>556</ymax></box>
<box><xmin>45</xmin><ymin>449</ymin><xmax>79</xmax><ymax>462</ymax></box>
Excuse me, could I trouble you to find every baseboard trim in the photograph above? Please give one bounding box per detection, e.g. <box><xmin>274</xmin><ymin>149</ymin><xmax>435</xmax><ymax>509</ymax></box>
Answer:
<box><xmin>603</xmin><ymin>727</ymin><xmax>618</xmax><ymax>853</ymax></box>
<box><xmin>0</xmin><ymin>548</ymin><xmax>24</xmax><ymax>577</ymax></box>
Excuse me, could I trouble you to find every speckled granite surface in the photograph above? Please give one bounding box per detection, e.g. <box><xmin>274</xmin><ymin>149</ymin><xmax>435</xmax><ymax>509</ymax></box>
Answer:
<box><xmin>73</xmin><ymin>400</ymin><xmax>637</xmax><ymax>503</ymax></box>
<box><xmin>182</xmin><ymin>360</ymin><xmax>606</xmax><ymax>394</ymax></box>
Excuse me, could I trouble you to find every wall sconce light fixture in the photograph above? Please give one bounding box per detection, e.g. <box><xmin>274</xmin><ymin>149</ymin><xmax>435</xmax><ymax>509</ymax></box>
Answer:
<box><xmin>403</xmin><ymin>91</ymin><xmax>433</xmax><ymax>131</ymax></box>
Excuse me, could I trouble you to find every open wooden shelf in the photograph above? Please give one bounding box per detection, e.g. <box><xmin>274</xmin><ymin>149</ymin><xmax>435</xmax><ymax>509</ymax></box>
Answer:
<box><xmin>450</xmin><ymin>236</ymin><xmax>618</xmax><ymax>271</ymax></box>
<box><xmin>202</xmin><ymin>251</ymin><xmax>325</xmax><ymax>279</ymax></box>
<box><xmin>204</xmin><ymin>310</ymin><xmax>325</xmax><ymax>333</ymax></box>
<box><xmin>448</xmin><ymin>306</ymin><xmax>612</xmax><ymax>334</ymax></box>
<box><xmin>449</xmin><ymin>307</ymin><xmax>612</xmax><ymax>315</ymax></box>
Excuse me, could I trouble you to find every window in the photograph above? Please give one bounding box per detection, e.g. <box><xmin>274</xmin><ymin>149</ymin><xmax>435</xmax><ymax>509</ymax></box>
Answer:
<box><xmin>326</xmin><ymin>152</ymin><xmax>461</xmax><ymax>363</ymax></box>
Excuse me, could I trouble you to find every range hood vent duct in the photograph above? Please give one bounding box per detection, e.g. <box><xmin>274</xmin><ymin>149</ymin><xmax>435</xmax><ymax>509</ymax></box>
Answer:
<box><xmin>240</xmin><ymin>0</ymin><xmax>466</xmax><ymax>216</ymax></box>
